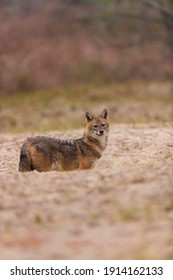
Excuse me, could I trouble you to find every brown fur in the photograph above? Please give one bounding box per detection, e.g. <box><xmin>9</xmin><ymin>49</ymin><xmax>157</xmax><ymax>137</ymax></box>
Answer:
<box><xmin>19</xmin><ymin>109</ymin><xmax>109</xmax><ymax>172</ymax></box>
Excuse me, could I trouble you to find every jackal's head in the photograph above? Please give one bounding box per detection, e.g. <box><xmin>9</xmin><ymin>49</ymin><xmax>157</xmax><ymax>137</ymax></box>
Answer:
<box><xmin>85</xmin><ymin>109</ymin><xmax>109</xmax><ymax>139</ymax></box>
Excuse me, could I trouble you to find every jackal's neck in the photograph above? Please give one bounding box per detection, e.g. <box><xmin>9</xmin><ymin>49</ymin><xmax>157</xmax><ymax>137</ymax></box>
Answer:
<box><xmin>82</xmin><ymin>133</ymin><xmax>108</xmax><ymax>152</ymax></box>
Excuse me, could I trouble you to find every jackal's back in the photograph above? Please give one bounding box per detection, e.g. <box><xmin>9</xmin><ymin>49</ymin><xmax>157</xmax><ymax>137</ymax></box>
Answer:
<box><xmin>19</xmin><ymin>136</ymin><xmax>80</xmax><ymax>172</ymax></box>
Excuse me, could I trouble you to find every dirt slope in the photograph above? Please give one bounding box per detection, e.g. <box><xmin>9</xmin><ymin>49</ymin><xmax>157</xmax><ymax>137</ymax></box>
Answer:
<box><xmin>0</xmin><ymin>124</ymin><xmax>173</xmax><ymax>259</ymax></box>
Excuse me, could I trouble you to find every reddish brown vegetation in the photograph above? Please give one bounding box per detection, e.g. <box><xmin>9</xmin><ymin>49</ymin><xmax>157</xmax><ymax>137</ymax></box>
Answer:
<box><xmin>0</xmin><ymin>1</ymin><xmax>172</xmax><ymax>95</ymax></box>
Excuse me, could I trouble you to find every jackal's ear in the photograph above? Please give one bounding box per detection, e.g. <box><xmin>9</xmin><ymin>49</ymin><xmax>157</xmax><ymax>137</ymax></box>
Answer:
<box><xmin>101</xmin><ymin>108</ymin><xmax>108</xmax><ymax>119</ymax></box>
<box><xmin>85</xmin><ymin>112</ymin><xmax>94</xmax><ymax>122</ymax></box>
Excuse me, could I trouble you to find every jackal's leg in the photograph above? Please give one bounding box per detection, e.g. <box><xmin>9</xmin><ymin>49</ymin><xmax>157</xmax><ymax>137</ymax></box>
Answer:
<box><xmin>19</xmin><ymin>143</ymin><xmax>34</xmax><ymax>172</ymax></box>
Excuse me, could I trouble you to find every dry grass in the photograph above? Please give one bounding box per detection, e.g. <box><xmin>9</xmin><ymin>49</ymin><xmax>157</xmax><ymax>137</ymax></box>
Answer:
<box><xmin>0</xmin><ymin>79</ymin><xmax>172</xmax><ymax>259</ymax></box>
<box><xmin>0</xmin><ymin>124</ymin><xmax>173</xmax><ymax>259</ymax></box>
<box><xmin>0</xmin><ymin>81</ymin><xmax>173</xmax><ymax>132</ymax></box>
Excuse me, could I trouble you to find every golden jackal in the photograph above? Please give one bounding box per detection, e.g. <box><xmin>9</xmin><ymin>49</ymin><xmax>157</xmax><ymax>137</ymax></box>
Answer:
<box><xmin>19</xmin><ymin>109</ymin><xmax>109</xmax><ymax>172</ymax></box>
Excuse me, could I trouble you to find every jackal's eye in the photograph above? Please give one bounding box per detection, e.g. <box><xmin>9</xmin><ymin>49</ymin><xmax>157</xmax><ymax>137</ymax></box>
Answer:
<box><xmin>93</xmin><ymin>125</ymin><xmax>98</xmax><ymax>129</ymax></box>
<box><xmin>101</xmin><ymin>124</ymin><xmax>106</xmax><ymax>127</ymax></box>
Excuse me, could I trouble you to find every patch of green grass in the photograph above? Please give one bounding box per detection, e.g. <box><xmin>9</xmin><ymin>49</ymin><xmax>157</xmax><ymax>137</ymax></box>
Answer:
<box><xmin>0</xmin><ymin>81</ymin><xmax>172</xmax><ymax>133</ymax></box>
<box><xmin>117</xmin><ymin>205</ymin><xmax>140</xmax><ymax>222</ymax></box>
<box><xmin>34</xmin><ymin>214</ymin><xmax>43</xmax><ymax>224</ymax></box>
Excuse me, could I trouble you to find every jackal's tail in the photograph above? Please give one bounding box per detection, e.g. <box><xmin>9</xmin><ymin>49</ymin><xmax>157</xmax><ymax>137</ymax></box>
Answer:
<box><xmin>19</xmin><ymin>142</ymin><xmax>34</xmax><ymax>172</ymax></box>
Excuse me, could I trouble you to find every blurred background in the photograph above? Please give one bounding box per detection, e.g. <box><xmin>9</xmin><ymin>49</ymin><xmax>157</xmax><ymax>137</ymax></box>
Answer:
<box><xmin>0</xmin><ymin>0</ymin><xmax>173</xmax><ymax>132</ymax></box>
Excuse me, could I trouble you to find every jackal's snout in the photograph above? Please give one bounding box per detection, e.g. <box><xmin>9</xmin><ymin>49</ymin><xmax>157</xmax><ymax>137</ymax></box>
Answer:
<box><xmin>98</xmin><ymin>129</ymin><xmax>104</xmax><ymax>136</ymax></box>
<box><xmin>94</xmin><ymin>123</ymin><xmax>107</xmax><ymax>136</ymax></box>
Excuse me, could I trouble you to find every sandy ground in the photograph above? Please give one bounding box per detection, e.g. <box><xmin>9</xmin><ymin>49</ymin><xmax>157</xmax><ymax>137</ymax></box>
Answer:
<box><xmin>0</xmin><ymin>124</ymin><xmax>173</xmax><ymax>260</ymax></box>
